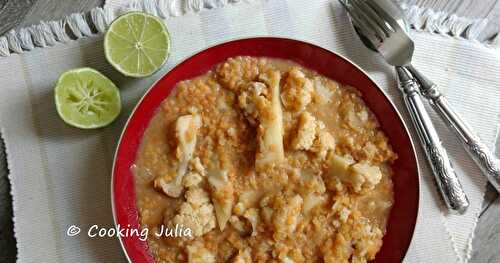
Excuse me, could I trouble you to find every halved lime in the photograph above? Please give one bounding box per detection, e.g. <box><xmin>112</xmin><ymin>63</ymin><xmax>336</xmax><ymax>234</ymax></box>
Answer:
<box><xmin>104</xmin><ymin>12</ymin><xmax>171</xmax><ymax>78</ymax></box>
<box><xmin>54</xmin><ymin>68</ymin><xmax>121</xmax><ymax>129</ymax></box>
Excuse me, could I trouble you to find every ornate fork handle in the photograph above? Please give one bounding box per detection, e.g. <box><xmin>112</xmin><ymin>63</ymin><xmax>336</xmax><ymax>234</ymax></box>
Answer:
<box><xmin>407</xmin><ymin>65</ymin><xmax>500</xmax><ymax>193</ymax></box>
<box><xmin>426</xmin><ymin>144</ymin><xmax>469</xmax><ymax>211</ymax></box>
<box><xmin>397</xmin><ymin>67</ymin><xmax>469</xmax><ymax>213</ymax></box>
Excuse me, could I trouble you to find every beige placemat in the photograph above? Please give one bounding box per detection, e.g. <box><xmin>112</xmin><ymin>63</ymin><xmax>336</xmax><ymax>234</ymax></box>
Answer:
<box><xmin>0</xmin><ymin>0</ymin><xmax>499</xmax><ymax>262</ymax></box>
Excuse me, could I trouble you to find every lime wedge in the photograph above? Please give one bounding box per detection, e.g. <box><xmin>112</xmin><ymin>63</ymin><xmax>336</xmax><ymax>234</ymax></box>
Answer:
<box><xmin>54</xmin><ymin>68</ymin><xmax>121</xmax><ymax>129</ymax></box>
<box><xmin>104</xmin><ymin>12</ymin><xmax>171</xmax><ymax>78</ymax></box>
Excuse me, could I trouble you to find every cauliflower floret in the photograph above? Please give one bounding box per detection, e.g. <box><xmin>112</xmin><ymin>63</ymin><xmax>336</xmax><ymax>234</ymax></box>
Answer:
<box><xmin>237</xmin><ymin>71</ymin><xmax>285</xmax><ymax>170</ymax></box>
<box><xmin>292</xmin><ymin>113</ymin><xmax>336</xmax><ymax>159</ymax></box>
<box><xmin>281</xmin><ymin>68</ymin><xmax>313</xmax><ymax>112</ymax></box>
<box><xmin>232</xmin><ymin>249</ymin><xmax>252</xmax><ymax>263</ymax></box>
<box><xmin>208</xmin><ymin>169</ymin><xmax>234</xmax><ymax>231</ymax></box>
<box><xmin>311</xmin><ymin>130</ymin><xmax>336</xmax><ymax>160</ymax></box>
<box><xmin>325</xmin><ymin>215</ymin><xmax>383</xmax><ymax>262</ymax></box>
<box><xmin>327</xmin><ymin>154</ymin><xmax>382</xmax><ymax>193</ymax></box>
<box><xmin>313</xmin><ymin>77</ymin><xmax>334</xmax><ymax>104</ymax></box>
<box><xmin>255</xmin><ymin>70</ymin><xmax>285</xmax><ymax>169</ymax></box>
<box><xmin>238</xmin><ymin>82</ymin><xmax>268</xmax><ymax>126</ymax></box>
<box><xmin>170</xmin><ymin>188</ymin><xmax>216</xmax><ymax>237</ymax></box>
<box><xmin>348</xmin><ymin>163</ymin><xmax>382</xmax><ymax>192</ymax></box>
<box><xmin>155</xmin><ymin>114</ymin><xmax>202</xmax><ymax>197</ymax></box>
<box><xmin>327</xmin><ymin>154</ymin><xmax>355</xmax><ymax>179</ymax></box>
<box><xmin>216</xmin><ymin>56</ymin><xmax>261</xmax><ymax>91</ymax></box>
<box><xmin>234</xmin><ymin>190</ymin><xmax>260</xmax><ymax>216</ymax></box>
<box><xmin>185</xmin><ymin>188</ymin><xmax>210</xmax><ymax>206</ymax></box>
<box><xmin>292</xmin><ymin>112</ymin><xmax>318</xmax><ymax>151</ymax></box>
<box><xmin>183</xmin><ymin>172</ymin><xmax>203</xmax><ymax>188</ymax></box>
<box><xmin>186</xmin><ymin>241</ymin><xmax>216</xmax><ymax>263</ymax></box>
<box><xmin>344</xmin><ymin>170</ymin><xmax>369</xmax><ymax>193</ymax></box>
<box><xmin>343</xmin><ymin>104</ymin><xmax>370</xmax><ymax>132</ymax></box>
<box><xmin>351</xmin><ymin>218</ymin><xmax>383</xmax><ymax>261</ymax></box>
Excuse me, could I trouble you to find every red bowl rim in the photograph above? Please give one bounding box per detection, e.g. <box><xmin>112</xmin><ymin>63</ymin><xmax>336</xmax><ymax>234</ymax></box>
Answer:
<box><xmin>111</xmin><ymin>37</ymin><xmax>420</xmax><ymax>263</ymax></box>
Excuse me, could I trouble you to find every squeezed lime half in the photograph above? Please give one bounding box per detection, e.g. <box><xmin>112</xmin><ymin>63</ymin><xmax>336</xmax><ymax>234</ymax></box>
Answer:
<box><xmin>104</xmin><ymin>12</ymin><xmax>171</xmax><ymax>77</ymax></box>
<box><xmin>54</xmin><ymin>68</ymin><xmax>121</xmax><ymax>129</ymax></box>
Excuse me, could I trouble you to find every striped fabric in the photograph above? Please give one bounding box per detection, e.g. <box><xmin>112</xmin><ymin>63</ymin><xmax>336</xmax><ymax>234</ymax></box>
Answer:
<box><xmin>0</xmin><ymin>0</ymin><xmax>498</xmax><ymax>262</ymax></box>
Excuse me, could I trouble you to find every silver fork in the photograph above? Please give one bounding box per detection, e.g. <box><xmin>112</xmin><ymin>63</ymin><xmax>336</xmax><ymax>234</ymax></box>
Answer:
<box><xmin>348</xmin><ymin>0</ymin><xmax>500</xmax><ymax>195</ymax></box>
<box><xmin>344</xmin><ymin>1</ymin><xmax>500</xmax><ymax>195</ymax></box>
<box><xmin>340</xmin><ymin>0</ymin><xmax>471</xmax><ymax>213</ymax></box>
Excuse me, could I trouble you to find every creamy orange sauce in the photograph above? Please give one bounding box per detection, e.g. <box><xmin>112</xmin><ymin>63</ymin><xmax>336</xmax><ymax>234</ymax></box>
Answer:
<box><xmin>133</xmin><ymin>57</ymin><xmax>396</xmax><ymax>263</ymax></box>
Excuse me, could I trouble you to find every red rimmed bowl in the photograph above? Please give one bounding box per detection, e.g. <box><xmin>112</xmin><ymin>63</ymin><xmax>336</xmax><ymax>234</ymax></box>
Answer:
<box><xmin>112</xmin><ymin>37</ymin><xmax>419</xmax><ymax>263</ymax></box>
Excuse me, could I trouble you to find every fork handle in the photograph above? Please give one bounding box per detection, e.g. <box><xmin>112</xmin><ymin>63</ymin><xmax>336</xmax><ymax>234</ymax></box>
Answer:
<box><xmin>407</xmin><ymin>65</ymin><xmax>500</xmax><ymax>193</ymax></box>
<box><xmin>396</xmin><ymin>66</ymin><xmax>469</xmax><ymax>213</ymax></box>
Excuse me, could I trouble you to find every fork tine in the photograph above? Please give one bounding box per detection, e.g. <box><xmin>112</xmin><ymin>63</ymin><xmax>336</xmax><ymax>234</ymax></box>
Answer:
<box><xmin>352</xmin><ymin>0</ymin><xmax>393</xmax><ymax>34</ymax></box>
<box><xmin>350</xmin><ymin>0</ymin><xmax>391</xmax><ymax>38</ymax></box>
<box><xmin>352</xmin><ymin>20</ymin><xmax>382</xmax><ymax>50</ymax></box>
<box><xmin>340</xmin><ymin>1</ymin><xmax>375</xmax><ymax>35</ymax></box>
<box><xmin>364</xmin><ymin>0</ymin><xmax>400</xmax><ymax>30</ymax></box>
<box><xmin>339</xmin><ymin>0</ymin><xmax>383</xmax><ymax>45</ymax></box>
<box><xmin>346</xmin><ymin>1</ymin><xmax>386</xmax><ymax>41</ymax></box>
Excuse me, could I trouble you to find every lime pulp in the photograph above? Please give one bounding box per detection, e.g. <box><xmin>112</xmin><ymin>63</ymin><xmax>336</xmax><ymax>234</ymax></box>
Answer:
<box><xmin>54</xmin><ymin>68</ymin><xmax>121</xmax><ymax>129</ymax></box>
